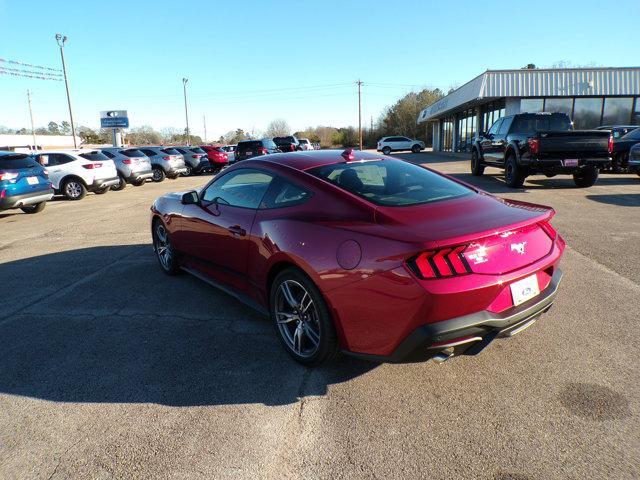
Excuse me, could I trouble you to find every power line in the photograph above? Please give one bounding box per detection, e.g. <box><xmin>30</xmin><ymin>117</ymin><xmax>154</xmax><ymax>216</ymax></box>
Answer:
<box><xmin>0</xmin><ymin>57</ymin><xmax>62</xmax><ymax>73</ymax></box>
<box><xmin>0</xmin><ymin>68</ymin><xmax>62</xmax><ymax>81</ymax></box>
<box><xmin>0</xmin><ymin>65</ymin><xmax>62</xmax><ymax>78</ymax></box>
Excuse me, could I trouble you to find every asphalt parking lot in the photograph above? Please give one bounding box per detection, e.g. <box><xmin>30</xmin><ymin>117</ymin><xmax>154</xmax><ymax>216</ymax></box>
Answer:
<box><xmin>0</xmin><ymin>152</ymin><xmax>638</xmax><ymax>479</ymax></box>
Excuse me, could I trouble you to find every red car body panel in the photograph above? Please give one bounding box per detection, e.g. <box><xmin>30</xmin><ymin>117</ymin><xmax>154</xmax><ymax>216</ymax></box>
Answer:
<box><xmin>201</xmin><ymin>145</ymin><xmax>229</xmax><ymax>165</ymax></box>
<box><xmin>151</xmin><ymin>150</ymin><xmax>565</xmax><ymax>360</ymax></box>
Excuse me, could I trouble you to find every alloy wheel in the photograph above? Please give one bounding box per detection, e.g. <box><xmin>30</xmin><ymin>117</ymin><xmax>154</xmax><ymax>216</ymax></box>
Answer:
<box><xmin>153</xmin><ymin>169</ymin><xmax>163</xmax><ymax>181</ymax></box>
<box><xmin>66</xmin><ymin>181</ymin><xmax>82</xmax><ymax>199</ymax></box>
<box><xmin>154</xmin><ymin>223</ymin><xmax>172</xmax><ymax>270</ymax></box>
<box><xmin>275</xmin><ymin>280</ymin><xmax>321</xmax><ymax>358</ymax></box>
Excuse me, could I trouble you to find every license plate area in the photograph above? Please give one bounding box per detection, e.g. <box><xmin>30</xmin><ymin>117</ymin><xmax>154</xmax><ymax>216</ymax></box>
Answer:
<box><xmin>510</xmin><ymin>274</ymin><xmax>540</xmax><ymax>306</ymax></box>
<box><xmin>26</xmin><ymin>176</ymin><xmax>39</xmax><ymax>185</ymax></box>
<box><xmin>563</xmin><ymin>159</ymin><xmax>579</xmax><ymax>167</ymax></box>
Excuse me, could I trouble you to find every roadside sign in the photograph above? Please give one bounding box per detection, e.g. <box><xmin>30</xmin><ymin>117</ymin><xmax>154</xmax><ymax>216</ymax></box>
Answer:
<box><xmin>100</xmin><ymin>110</ymin><xmax>129</xmax><ymax>129</ymax></box>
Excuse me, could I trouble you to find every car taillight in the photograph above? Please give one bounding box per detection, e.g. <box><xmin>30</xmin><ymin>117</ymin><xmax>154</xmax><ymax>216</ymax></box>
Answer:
<box><xmin>43</xmin><ymin>169</ymin><xmax>49</xmax><ymax>175</ymax></box>
<box><xmin>407</xmin><ymin>246</ymin><xmax>471</xmax><ymax>279</ymax></box>
<box><xmin>82</xmin><ymin>163</ymin><xmax>102</xmax><ymax>169</ymax></box>
<box><xmin>0</xmin><ymin>189</ymin><xmax>5</xmax><ymax>198</ymax></box>
<box><xmin>608</xmin><ymin>134</ymin><xmax>614</xmax><ymax>155</ymax></box>
<box><xmin>162</xmin><ymin>156</ymin><xmax>170</xmax><ymax>160</ymax></box>
<box><xmin>290</xmin><ymin>144</ymin><xmax>295</xmax><ymax>151</ymax></box>
<box><xmin>192</xmin><ymin>154</ymin><xmax>198</xmax><ymax>158</ymax></box>
<box><xmin>0</xmin><ymin>171</ymin><xmax>19</xmax><ymax>181</ymax></box>
<box><xmin>258</xmin><ymin>147</ymin><xmax>268</xmax><ymax>155</ymax></box>
<box><xmin>122</xmin><ymin>159</ymin><xmax>132</xmax><ymax>165</ymax></box>
<box><xmin>527</xmin><ymin>138</ymin><xmax>540</xmax><ymax>155</ymax></box>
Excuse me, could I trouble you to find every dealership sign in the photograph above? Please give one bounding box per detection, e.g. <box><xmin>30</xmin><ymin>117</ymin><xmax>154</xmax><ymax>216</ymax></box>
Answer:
<box><xmin>100</xmin><ymin>110</ymin><xmax>129</xmax><ymax>129</ymax></box>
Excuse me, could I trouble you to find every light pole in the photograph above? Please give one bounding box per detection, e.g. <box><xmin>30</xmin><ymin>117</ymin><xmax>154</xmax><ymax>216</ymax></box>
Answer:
<box><xmin>357</xmin><ymin>80</ymin><xmax>363</xmax><ymax>150</ymax></box>
<box><xmin>55</xmin><ymin>33</ymin><xmax>77</xmax><ymax>148</ymax></box>
<box><xmin>27</xmin><ymin>90</ymin><xmax>37</xmax><ymax>149</ymax></box>
<box><xmin>182</xmin><ymin>78</ymin><xmax>190</xmax><ymax>145</ymax></box>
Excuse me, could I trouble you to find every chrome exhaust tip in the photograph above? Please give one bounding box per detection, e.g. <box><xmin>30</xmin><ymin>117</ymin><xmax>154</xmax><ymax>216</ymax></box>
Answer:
<box><xmin>432</xmin><ymin>349</ymin><xmax>454</xmax><ymax>364</ymax></box>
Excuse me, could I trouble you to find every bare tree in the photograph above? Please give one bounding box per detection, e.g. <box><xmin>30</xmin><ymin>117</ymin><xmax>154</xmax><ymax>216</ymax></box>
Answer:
<box><xmin>264</xmin><ymin>119</ymin><xmax>290</xmax><ymax>138</ymax></box>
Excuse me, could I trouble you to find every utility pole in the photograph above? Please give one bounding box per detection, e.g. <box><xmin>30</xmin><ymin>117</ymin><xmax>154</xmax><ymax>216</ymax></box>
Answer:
<box><xmin>27</xmin><ymin>90</ymin><xmax>37</xmax><ymax>150</ymax></box>
<box><xmin>357</xmin><ymin>80</ymin><xmax>363</xmax><ymax>150</ymax></box>
<box><xmin>55</xmin><ymin>34</ymin><xmax>77</xmax><ymax>148</ymax></box>
<box><xmin>203</xmin><ymin>115</ymin><xmax>207</xmax><ymax>144</ymax></box>
<box><xmin>182</xmin><ymin>78</ymin><xmax>190</xmax><ymax>145</ymax></box>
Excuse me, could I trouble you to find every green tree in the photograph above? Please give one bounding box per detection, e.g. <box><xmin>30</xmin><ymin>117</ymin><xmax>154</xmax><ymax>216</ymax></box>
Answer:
<box><xmin>47</xmin><ymin>122</ymin><xmax>60</xmax><ymax>135</ymax></box>
<box><xmin>378</xmin><ymin>88</ymin><xmax>444</xmax><ymax>145</ymax></box>
<box><xmin>60</xmin><ymin>121</ymin><xmax>71</xmax><ymax>135</ymax></box>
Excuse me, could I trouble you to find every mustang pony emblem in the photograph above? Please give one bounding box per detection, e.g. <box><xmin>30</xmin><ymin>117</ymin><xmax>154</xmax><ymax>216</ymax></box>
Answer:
<box><xmin>510</xmin><ymin>241</ymin><xmax>527</xmax><ymax>255</ymax></box>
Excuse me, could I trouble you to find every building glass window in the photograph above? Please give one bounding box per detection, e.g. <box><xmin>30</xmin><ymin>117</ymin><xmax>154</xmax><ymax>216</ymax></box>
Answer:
<box><xmin>573</xmin><ymin>98</ymin><xmax>603</xmax><ymax>129</ymax></box>
<box><xmin>441</xmin><ymin>116</ymin><xmax>454</xmax><ymax>152</ymax></box>
<box><xmin>602</xmin><ymin>97</ymin><xmax>634</xmax><ymax>125</ymax></box>
<box><xmin>633</xmin><ymin>97</ymin><xmax>640</xmax><ymax>124</ymax></box>
<box><xmin>455</xmin><ymin>108</ymin><xmax>476</xmax><ymax>152</ymax></box>
<box><xmin>544</xmin><ymin>98</ymin><xmax>573</xmax><ymax>116</ymax></box>
<box><xmin>520</xmin><ymin>98</ymin><xmax>544</xmax><ymax>113</ymax></box>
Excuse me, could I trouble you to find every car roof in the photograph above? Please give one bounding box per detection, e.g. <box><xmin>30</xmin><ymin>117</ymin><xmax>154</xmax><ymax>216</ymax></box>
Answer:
<box><xmin>0</xmin><ymin>150</ymin><xmax>30</xmax><ymax>158</ymax></box>
<box><xmin>249</xmin><ymin>149</ymin><xmax>385</xmax><ymax>171</ymax></box>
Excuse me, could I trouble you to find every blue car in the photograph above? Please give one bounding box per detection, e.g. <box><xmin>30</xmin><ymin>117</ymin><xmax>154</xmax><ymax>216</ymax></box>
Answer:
<box><xmin>0</xmin><ymin>151</ymin><xmax>54</xmax><ymax>214</ymax></box>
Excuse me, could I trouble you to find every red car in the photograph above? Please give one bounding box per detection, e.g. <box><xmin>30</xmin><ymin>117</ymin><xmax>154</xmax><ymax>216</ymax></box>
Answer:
<box><xmin>150</xmin><ymin>149</ymin><xmax>565</xmax><ymax>366</ymax></box>
<box><xmin>200</xmin><ymin>145</ymin><xmax>228</xmax><ymax>171</ymax></box>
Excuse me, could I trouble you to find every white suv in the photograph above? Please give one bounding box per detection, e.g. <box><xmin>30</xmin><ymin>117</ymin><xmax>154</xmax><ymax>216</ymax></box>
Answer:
<box><xmin>33</xmin><ymin>150</ymin><xmax>120</xmax><ymax>200</ymax></box>
<box><xmin>377</xmin><ymin>136</ymin><xmax>425</xmax><ymax>155</ymax></box>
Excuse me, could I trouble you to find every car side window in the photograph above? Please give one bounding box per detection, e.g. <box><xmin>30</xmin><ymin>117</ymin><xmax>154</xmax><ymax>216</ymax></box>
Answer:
<box><xmin>488</xmin><ymin>119</ymin><xmax>503</xmax><ymax>135</ymax></box>
<box><xmin>201</xmin><ymin>169</ymin><xmax>274</xmax><ymax>209</ymax></box>
<box><xmin>141</xmin><ymin>149</ymin><xmax>155</xmax><ymax>156</ymax></box>
<box><xmin>57</xmin><ymin>154</ymin><xmax>74</xmax><ymax>165</ymax></box>
<box><xmin>498</xmin><ymin>116</ymin><xmax>513</xmax><ymax>135</ymax></box>
<box><xmin>36</xmin><ymin>154</ymin><xmax>54</xmax><ymax>166</ymax></box>
<box><xmin>262</xmin><ymin>178</ymin><xmax>312</xmax><ymax>209</ymax></box>
<box><xmin>103</xmin><ymin>151</ymin><xmax>115</xmax><ymax>158</ymax></box>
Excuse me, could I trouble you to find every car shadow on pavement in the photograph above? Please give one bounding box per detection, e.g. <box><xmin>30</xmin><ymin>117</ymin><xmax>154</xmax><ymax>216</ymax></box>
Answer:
<box><xmin>585</xmin><ymin>193</ymin><xmax>640</xmax><ymax>207</ymax></box>
<box><xmin>0</xmin><ymin>245</ymin><xmax>376</xmax><ymax>407</ymax></box>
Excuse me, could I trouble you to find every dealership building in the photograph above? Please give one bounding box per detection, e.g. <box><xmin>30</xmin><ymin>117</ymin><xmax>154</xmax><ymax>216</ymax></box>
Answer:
<box><xmin>418</xmin><ymin>67</ymin><xmax>640</xmax><ymax>152</ymax></box>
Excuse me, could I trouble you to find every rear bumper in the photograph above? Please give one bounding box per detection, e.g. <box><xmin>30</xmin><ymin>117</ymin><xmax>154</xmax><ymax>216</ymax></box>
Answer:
<box><xmin>0</xmin><ymin>189</ymin><xmax>54</xmax><ymax>209</ymax></box>
<box><xmin>167</xmin><ymin>166</ymin><xmax>188</xmax><ymax>175</ymax></box>
<box><xmin>345</xmin><ymin>268</ymin><xmax>562</xmax><ymax>363</ymax></box>
<box><xmin>90</xmin><ymin>177</ymin><xmax>120</xmax><ymax>190</ymax></box>
<box><xmin>126</xmin><ymin>170</ymin><xmax>154</xmax><ymax>182</ymax></box>
<box><xmin>524</xmin><ymin>157</ymin><xmax>611</xmax><ymax>170</ymax></box>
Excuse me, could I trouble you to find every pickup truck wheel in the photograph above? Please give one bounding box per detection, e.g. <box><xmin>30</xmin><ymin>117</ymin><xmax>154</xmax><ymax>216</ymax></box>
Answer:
<box><xmin>573</xmin><ymin>166</ymin><xmax>599</xmax><ymax>188</ymax></box>
<box><xmin>152</xmin><ymin>167</ymin><xmax>165</xmax><ymax>182</ymax></box>
<box><xmin>63</xmin><ymin>179</ymin><xmax>87</xmax><ymax>200</ymax></box>
<box><xmin>20</xmin><ymin>201</ymin><xmax>46</xmax><ymax>214</ymax></box>
<box><xmin>504</xmin><ymin>155</ymin><xmax>526</xmax><ymax>188</ymax></box>
<box><xmin>382</xmin><ymin>146</ymin><xmax>391</xmax><ymax>155</ymax></box>
<box><xmin>111</xmin><ymin>174</ymin><xmax>127</xmax><ymax>191</ymax></box>
<box><xmin>411</xmin><ymin>144</ymin><xmax>421</xmax><ymax>153</ymax></box>
<box><xmin>471</xmin><ymin>150</ymin><xmax>485</xmax><ymax>176</ymax></box>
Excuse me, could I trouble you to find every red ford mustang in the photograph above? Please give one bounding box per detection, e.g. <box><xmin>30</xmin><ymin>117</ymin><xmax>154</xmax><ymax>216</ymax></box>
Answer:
<box><xmin>150</xmin><ymin>149</ymin><xmax>565</xmax><ymax>366</ymax></box>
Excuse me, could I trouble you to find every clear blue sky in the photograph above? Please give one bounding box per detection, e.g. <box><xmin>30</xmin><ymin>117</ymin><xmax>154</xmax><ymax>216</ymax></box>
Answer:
<box><xmin>1</xmin><ymin>0</ymin><xmax>638</xmax><ymax>140</ymax></box>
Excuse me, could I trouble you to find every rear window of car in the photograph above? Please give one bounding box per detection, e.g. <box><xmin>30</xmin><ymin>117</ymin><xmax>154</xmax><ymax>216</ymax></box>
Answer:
<box><xmin>512</xmin><ymin>114</ymin><xmax>572</xmax><ymax>134</ymax></box>
<box><xmin>79</xmin><ymin>152</ymin><xmax>110</xmax><ymax>161</ymax></box>
<box><xmin>0</xmin><ymin>155</ymin><xmax>38</xmax><ymax>169</ymax></box>
<box><xmin>161</xmin><ymin>148</ymin><xmax>180</xmax><ymax>155</ymax></box>
<box><xmin>190</xmin><ymin>147</ymin><xmax>206</xmax><ymax>154</ymax></box>
<box><xmin>309</xmin><ymin>158</ymin><xmax>472</xmax><ymax>207</ymax></box>
<box><xmin>262</xmin><ymin>140</ymin><xmax>277</xmax><ymax>149</ymax></box>
<box><xmin>237</xmin><ymin>141</ymin><xmax>261</xmax><ymax>151</ymax></box>
<box><xmin>121</xmin><ymin>149</ymin><xmax>146</xmax><ymax>158</ymax></box>
<box><xmin>273</xmin><ymin>136</ymin><xmax>295</xmax><ymax>144</ymax></box>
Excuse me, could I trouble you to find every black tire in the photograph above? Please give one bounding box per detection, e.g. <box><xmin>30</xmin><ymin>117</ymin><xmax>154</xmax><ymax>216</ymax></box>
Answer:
<box><xmin>167</xmin><ymin>174</ymin><xmax>179</xmax><ymax>180</ymax></box>
<box><xmin>611</xmin><ymin>153</ymin><xmax>624</xmax><ymax>173</ymax></box>
<box><xmin>62</xmin><ymin>178</ymin><xmax>87</xmax><ymax>200</ymax></box>
<box><xmin>504</xmin><ymin>154</ymin><xmax>526</xmax><ymax>188</ymax></box>
<box><xmin>270</xmin><ymin>268</ymin><xmax>339</xmax><ymax>366</ymax></box>
<box><xmin>131</xmin><ymin>179</ymin><xmax>146</xmax><ymax>186</ymax></box>
<box><xmin>94</xmin><ymin>186</ymin><xmax>109</xmax><ymax>195</ymax></box>
<box><xmin>573</xmin><ymin>166</ymin><xmax>599</xmax><ymax>188</ymax></box>
<box><xmin>152</xmin><ymin>167</ymin><xmax>165</xmax><ymax>182</ymax></box>
<box><xmin>20</xmin><ymin>201</ymin><xmax>46</xmax><ymax>214</ymax></box>
<box><xmin>111</xmin><ymin>174</ymin><xmax>127</xmax><ymax>191</ymax></box>
<box><xmin>471</xmin><ymin>149</ymin><xmax>485</xmax><ymax>176</ymax></box>
<box><xmin>382</xmin><ymin>146</ymin><xmax>391</xmax><ymax>155</ymax></box>
<box><xmin>411</xmin><ymin>144</ymin><xmax>421</xmax><ymax>153</ymax></box>
<box><xmin>152</xmin><ymin>219</ymin><xmax>181</xmax><ymax>275</ymax></box>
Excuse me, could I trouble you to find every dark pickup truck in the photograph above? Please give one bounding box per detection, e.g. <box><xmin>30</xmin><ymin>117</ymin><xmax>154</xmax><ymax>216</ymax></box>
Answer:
<box><xmin>273</xmin><ymin>135</ymin><xmax>301</xmax><ymax>152</ymax></box>
<box><xmin>471</xmin><ymin>112</ymin><xmax>613</xmax><ymax>188</ymax></box>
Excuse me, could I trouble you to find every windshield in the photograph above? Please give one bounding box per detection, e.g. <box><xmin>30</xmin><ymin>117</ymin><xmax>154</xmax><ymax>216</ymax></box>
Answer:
<box><xmin>79</xmin><ymin>152</ymin><xmax>110</xmax><ymax>161</ymax></box>
<box><xmin>309</xmin><ymin>159</ymin><xmax>472</xmax><ymax>207</ymax></box>
<box><xmin>621</xmin><ymin>128</ymin><xmax>640</xmax><ymax>140</ymax></box>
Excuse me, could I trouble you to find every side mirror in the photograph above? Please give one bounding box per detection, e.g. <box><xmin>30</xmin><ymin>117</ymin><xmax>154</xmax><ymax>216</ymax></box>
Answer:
<box><xmin>181</xmin><ymin>190</ymin><xmax>199</xmax><ymax>205</ymax></box>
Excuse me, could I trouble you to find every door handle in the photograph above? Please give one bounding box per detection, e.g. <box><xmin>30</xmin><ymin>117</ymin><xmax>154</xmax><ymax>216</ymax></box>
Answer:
<box><xmin>227</xmin><ymin>225</ymin><xmax>246</xmax><ymax>236</ymax></box>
